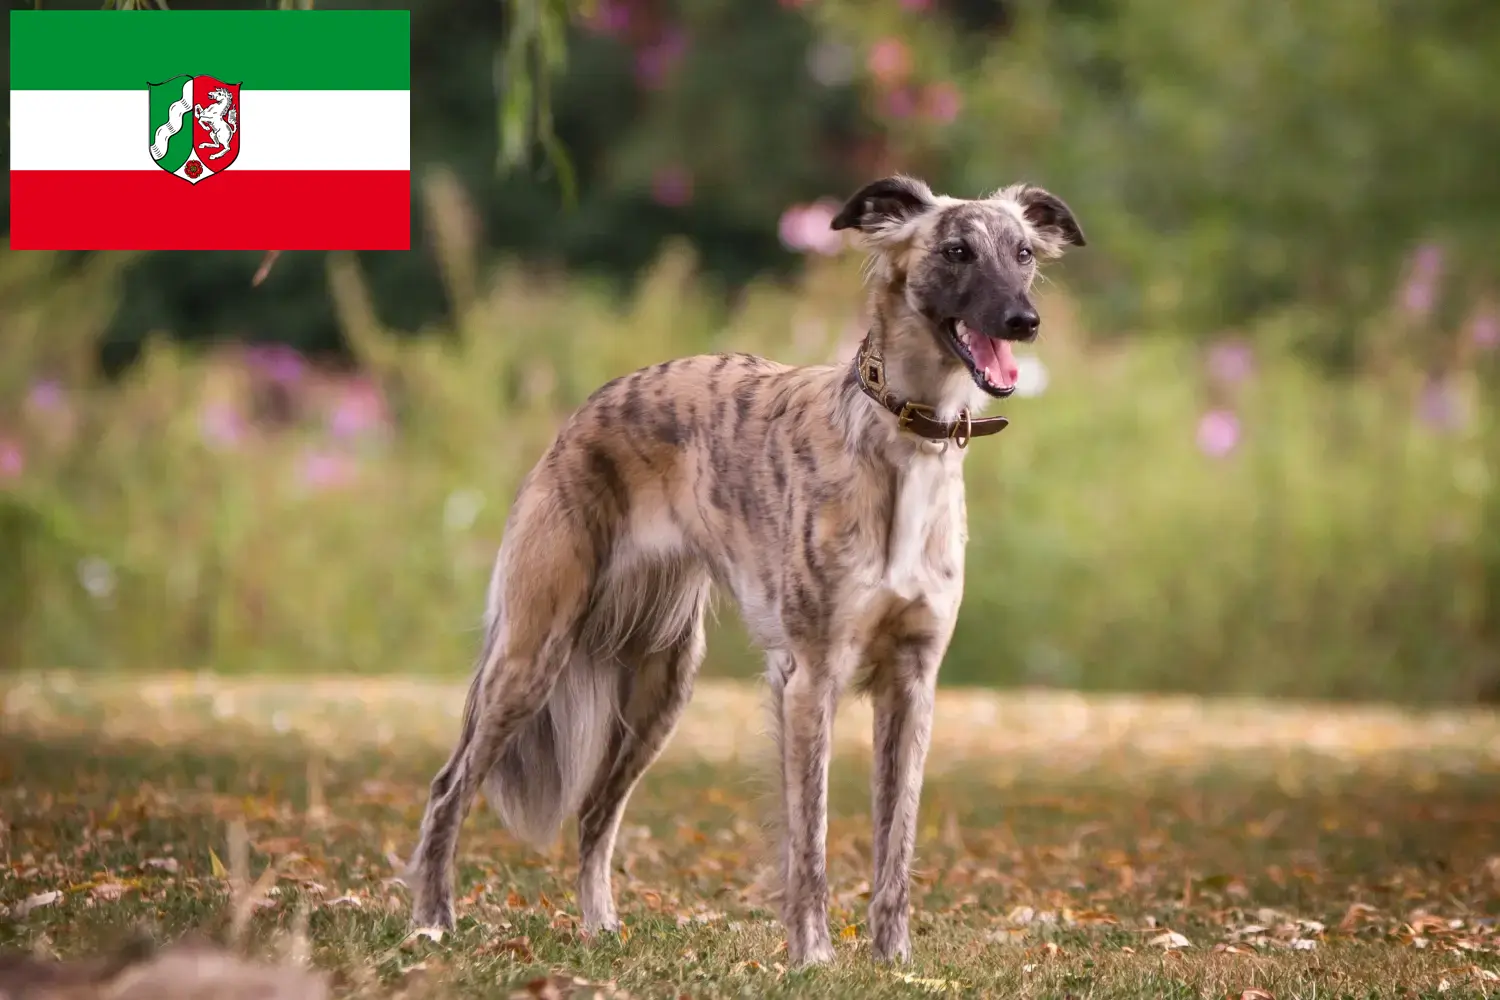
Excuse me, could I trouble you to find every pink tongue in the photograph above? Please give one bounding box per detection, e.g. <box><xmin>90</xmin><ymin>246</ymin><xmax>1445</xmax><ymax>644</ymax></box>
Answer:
<box><xmin>967</xmin><ymin>334</ymin><xmax>1019</xmax><ymax>389</ymax></box>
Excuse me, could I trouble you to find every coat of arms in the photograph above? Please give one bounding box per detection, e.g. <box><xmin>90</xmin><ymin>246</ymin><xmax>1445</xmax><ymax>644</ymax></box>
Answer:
<box><xmin>148</xmin><ymin>74</ymin><xmax>241</xmax><ymax>184</ymax></box>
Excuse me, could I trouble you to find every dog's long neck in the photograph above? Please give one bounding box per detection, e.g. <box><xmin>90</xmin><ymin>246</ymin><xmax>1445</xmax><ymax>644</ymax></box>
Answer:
<box><xmin>829</xmin><ymin>303</ymin><xmax>991</xmax><ymax>462</ymax></box>
<box><xmin>864</xmin><ymin>289</ymin><xmax>991</xmax><ymax>402</ymax></box>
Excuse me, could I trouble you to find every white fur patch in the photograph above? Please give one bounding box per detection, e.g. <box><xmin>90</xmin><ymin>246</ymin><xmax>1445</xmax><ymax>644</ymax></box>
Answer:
<box><xmin>881</xmin><ymin>449</ymin><xmax>950</xmax><ymax>601</ymax></box>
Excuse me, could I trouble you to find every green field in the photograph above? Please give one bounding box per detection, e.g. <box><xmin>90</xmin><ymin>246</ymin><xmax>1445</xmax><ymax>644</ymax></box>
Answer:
<box><xmin>4</xmin><ymin>674</ymin><xmax>1498</xmax><ymax>998</ymax></box>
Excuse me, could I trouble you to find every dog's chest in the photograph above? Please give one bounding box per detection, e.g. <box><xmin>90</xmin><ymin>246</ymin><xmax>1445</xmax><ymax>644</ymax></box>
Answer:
<box><xmin>877</xmin><ymin>448</ymin><xmax>965</xmax><ymax>605</ymax></box>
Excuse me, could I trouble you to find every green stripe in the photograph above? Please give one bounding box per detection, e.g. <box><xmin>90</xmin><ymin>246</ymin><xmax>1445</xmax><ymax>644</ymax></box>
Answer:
<box><xmin>148</xmin><ymin>76</ymin><xmax>194</xmax><ymax>173</ymax></box>
<box><xmin>10</xmin><ymin>10</ymin><xmax>409</xmax><ymax>90</ymax></box>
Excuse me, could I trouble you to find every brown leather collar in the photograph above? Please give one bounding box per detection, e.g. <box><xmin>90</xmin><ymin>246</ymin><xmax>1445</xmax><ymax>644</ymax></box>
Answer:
<box><xmin>854</xmin><ymin>336</ymin><xmax>1008</xmax><ymax>447</ymax></box>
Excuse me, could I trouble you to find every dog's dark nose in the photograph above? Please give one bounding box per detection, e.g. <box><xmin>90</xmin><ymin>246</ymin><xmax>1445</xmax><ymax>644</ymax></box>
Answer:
<box><xmin>1003</xmin><ymin>306</ymin><xmax>1040</xmax><ymax>340</ymax></box>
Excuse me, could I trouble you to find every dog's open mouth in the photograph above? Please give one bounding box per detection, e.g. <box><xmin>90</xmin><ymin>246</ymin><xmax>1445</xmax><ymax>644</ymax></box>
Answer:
<box><xmin>944</xmin><ymin>319</ymin><xmax>1020</xmax><ymax>398</ymax></box>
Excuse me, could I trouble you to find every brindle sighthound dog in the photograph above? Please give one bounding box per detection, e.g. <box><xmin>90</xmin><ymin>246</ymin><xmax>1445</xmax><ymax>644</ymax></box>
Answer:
<box><xmin>407</xmin><ymin>175</ymin><xmax>1086</xmax><ymax>964</ymax></box>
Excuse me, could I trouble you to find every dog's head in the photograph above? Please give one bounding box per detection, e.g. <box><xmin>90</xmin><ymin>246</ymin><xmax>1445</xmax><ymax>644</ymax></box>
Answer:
<box><xmin>832</xmin><ymin>175</ymin><xmax>1085</xmax><ymax>399</ymax></box>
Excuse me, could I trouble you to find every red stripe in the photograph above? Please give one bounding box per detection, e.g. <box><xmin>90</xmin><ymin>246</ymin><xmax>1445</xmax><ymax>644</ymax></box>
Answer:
<box><xmin>9</xmin><ymin>170</ymin><xmax>410</xmax><ymax>251</ymax></box>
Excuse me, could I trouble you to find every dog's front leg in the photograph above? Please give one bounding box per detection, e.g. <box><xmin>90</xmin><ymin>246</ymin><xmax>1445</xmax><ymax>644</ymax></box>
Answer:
<box><xmin>868</xmin><ymin>656</ymin><xmax>939</xmax><ymax>962</ymax></box>
<box><xmin>771</xmin><ymin>649</ymin><xmax>838</xmax><ymax>966</ymax></box>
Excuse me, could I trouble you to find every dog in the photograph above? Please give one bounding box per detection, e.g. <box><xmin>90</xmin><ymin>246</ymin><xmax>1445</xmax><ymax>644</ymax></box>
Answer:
<box><xmin>407</xmin><ymin>174</ymin><xmax>1086</xmax><ymax>964</ymax></box>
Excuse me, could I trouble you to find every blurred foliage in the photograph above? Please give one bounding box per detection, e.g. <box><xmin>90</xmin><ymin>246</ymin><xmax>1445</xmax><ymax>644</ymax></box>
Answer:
<box><xmin>7</xmin><ymin>0</ymin><xmax>1493</xmax><ymax>372</ymax></box>
<box><xmin>2</xmin><ymin>171</ymin><xmax>1497</xmax><ymax>702</ymax></box>
<box><xmin>3</xmin><ymin>0</ymin><xmax>1498</xmax><ymax>701</ymax></box>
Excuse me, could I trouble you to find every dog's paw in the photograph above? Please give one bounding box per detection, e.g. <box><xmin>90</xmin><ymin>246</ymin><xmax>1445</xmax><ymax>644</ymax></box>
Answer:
<box><xmin>790</xmin><ymin>942</ymin><xmax>836</xmax><ymax>966</ymax></box>
<box><xmin>870</xmin><ymin>933</ymin><xmax>911</xmax><ymax>964</ymax></box>
<box><xmin>868</xmin><ymin>894</ymin><xmax>910</xmax><ymax>963</ymax></box>
<box><xmin>786</xmin><ymin>929</ymin><xmax>836</xmax><ymax>967</ymax></box>
<box><xmin>408</xmin><ymin>898</ymin><xmax>455</xmax><ymax>934</ymax></box>
<box><xmin>580</xmin><ymin>914</ymin><xmax>621</xmax><ymax>939</ymax></box>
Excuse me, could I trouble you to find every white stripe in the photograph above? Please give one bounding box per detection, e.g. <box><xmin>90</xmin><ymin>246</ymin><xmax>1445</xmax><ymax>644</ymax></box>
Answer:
<box><xmin>10</xmin><ymin>89</ymin><xmax>409</xmax><ymax>171</ymax></box>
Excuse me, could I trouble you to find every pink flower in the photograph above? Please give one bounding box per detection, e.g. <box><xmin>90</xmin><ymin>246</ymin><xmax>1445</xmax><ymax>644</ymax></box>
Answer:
<box><xmin>0</xmin><ymin>438</ymin><xmax>23</xmax><ymax>480</ymax></box>
<box><xmin>777</xmin><ymin>200</ymin><xmax>845</xmax><ymax>255</ymax></box>
<box><xmin>298</xmin><ymin>450</ymin><xmax>359</xmax><ymax>492</ymax></box>
<box><xmin>1469</xmin><ymin>309</ymin><xmax>1499</xmax><ymax>351</ymax></box>
<box><xmin>1206</xmin><ymin>338</ymin><xmax>1255</xmax><ymax>385</ymax></box>
<box><xmin>1412</xmin><ymin>242</ymin><xmax>1444</xmax><ymax>278</ymax></box>
<box><xmin>580</xmin><ymin>0</ymin><xmax>630</xmax><ymax>36</ymax></box>
<box><xmin>866</xmin><ymin>37</ymin><xmax>911</xmax><ymax>87</ymax></box>
<box><xmin>633</xmin><ymin>28</ymin><xmax>687</xmax><ymax>91</ymax></box>
<box><xmin>650</xmin><ymin>165</ymin><xmax>694</xmax><ymax>208</ymax></box>
<box><xmin>880</xmin><ymin>87</ymin><xmax>916</xmax><ymax>119</ymax></box>
<box><xmin>329</xmin><ymin>378</ymin><xmax>388</xmax><ymax>439</ymax></box>
<box><xmin>245</xmin><ymin>343</ymin><xmax>306</xmax><ymax>385</ymax></box>
<box><xmin>800</xmin><ymin>200</ymin><xmax>845</xmax><ymax>254</ymax></box>
<box><xmin>921</xmin><ymin>82</ymin><xmax>962</xmax><ymax>124</ymax></box>
<box><xmin>1399</xmin><ymin>242</ymin><xmax>1444</xmax><ymax>320</ymax></box>
<box><xmin>199</xmin><ymin>401</ymin><xmax>245</xmax><ymax>449</ymax></box>
<box><xmin>1416</xmin><ymin>375</ymin><xmax>1466</xmax><ymax>431</ymax></box>
<box><xmin>1196</xmin><ymin>409</ymin><xmax>1240</xmax><ymax>458</ymax></box>
<box><xmin>26</xmin><ymin>380</ymin><xmax>66</xmax><ymax>413</ymax></box>
<box><xmin>778</xmin><ymin>205</ymin><xmax>808</xmax><ymax>251</ymax></box>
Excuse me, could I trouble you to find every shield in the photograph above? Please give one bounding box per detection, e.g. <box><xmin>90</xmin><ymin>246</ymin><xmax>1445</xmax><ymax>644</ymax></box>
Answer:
<box><xmin>147</xmin><ymin>75</ymin><xmax>242</xmax><ymax>184</ymax></box>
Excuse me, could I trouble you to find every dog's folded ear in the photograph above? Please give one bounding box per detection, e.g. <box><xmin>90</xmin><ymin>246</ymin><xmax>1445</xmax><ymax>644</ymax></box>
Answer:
<box><xmin>1004</xmin><ymin>185</ymin><xmax>1087</xmax><ymax>254</ymax></box>
<box><xmin>831</xmin><ymin>175</ymin><xmax>937</xmax><ymax>234</ymax></box>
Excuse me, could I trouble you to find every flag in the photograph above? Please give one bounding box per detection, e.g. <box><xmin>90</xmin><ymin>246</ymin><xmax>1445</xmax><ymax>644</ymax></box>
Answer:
<box><xmin>9</xmin><ymin>10</ymin><xmax>410</xmax><ymax>251</ymax></box>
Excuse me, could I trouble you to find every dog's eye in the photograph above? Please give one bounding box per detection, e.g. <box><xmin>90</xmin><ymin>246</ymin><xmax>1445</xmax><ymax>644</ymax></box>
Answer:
<box><xmin>1016</xmin><ymin>246</ymin><xmax>1034</xmax><ymax>264</ymax></box>
<box><xmin>942</xmin><ymin>245</ymin><xmax>973</xmax><ymax>263</ymax></box>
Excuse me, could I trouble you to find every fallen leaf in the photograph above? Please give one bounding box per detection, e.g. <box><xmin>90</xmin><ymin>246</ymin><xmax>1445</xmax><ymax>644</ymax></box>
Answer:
<box><xmin>1236</xmin><ymin>990</ymin><xmax>1275</xmax><ymax>1000</ymax></box>
<box><xmin>1213</xmin><ymin>942</ymin><xmax>1258</xmax><ymax>955</ymax></box>
<box><xmin>90</xmin><ymin>882</ymin><xmax>130</xmax><ymax>901</ymax></box>
<box><xmin>494</xmin><ymin>936</ymin><xmax>534</xmax><ymax>962</ymax></box>
<box><xmin>1149</xmin><ymin>931</ymin><xmax>1192</xmax><ymax>950</ymax></box>
<box><xmin>893</xmin><ymin>972</ymin><xmax>965</xmax><ymax>993</ymax></box>
<box><xmin>840</xmin><ymin>924</ymin><xmax>858</xmax><ymax>940</ymax></box>
<box><xmin>1070</xmin><ymin>909</ymin><xmax>1119</xmax><ymax>925</ymax></box>
<box><xmin>14</xmin><ymin>891</ymin><xmax>61</xmax><ymax>918</ymax></box>
<box><xmin>209</xmin><ymin>848</ymin><xmax>228</xmax><ymax>878</ymax></box>
<box><xmin>1337</xmin><ymin>902</ymin><xmax>1378</xmax><ymax>933</ymax></box>
<box><xmin>142</xmin><ymin>858</ymin><xmax>179</xmax><ymax>874</ymax></box>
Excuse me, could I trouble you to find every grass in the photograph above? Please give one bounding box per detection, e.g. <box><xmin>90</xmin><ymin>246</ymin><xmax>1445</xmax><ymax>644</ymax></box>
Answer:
<box><xmin>3</xmin><ymin>674</ymin><xmax>1499</xmax><ymax>998</ymax></box>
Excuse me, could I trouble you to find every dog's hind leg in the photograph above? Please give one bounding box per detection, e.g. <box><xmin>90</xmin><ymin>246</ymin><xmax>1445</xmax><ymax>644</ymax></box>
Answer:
<box><xmin>576</xmin><ymin>578</ymin><xmax>709</xmax><ymax>934</ymax></box>
<box><xmin>407</xmin><ymin>542</ymin><xmax>590</xmax><ymax>931</ymax></box>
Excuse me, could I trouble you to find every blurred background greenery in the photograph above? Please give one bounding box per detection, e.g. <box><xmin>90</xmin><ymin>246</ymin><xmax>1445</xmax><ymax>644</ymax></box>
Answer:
<box><xmin>2</xmin><ymin>0</ymin><xmax>1498</xmax><ymax>703</ymax></box>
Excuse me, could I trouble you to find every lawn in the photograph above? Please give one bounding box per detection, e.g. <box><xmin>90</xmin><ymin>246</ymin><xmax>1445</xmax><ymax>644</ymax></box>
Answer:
<box><xmin>3</xmin><ymin>674</ymin><xmax>1499</xmax><ymax>998</ymax></box>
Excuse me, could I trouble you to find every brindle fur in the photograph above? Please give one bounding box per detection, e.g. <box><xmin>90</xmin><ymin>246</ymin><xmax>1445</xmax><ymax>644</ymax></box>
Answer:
<box><xmin>407</xmin><ymin>175</ymin><xmax>1085</xmax><ymax>965</ymax></box>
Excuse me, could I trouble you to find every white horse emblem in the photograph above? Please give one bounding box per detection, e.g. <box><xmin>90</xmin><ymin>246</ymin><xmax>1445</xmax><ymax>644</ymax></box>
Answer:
<box><xmin>195</xmin><ymin>87</ymin><xmax>238</xmax><ymax>161</ymax></box>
